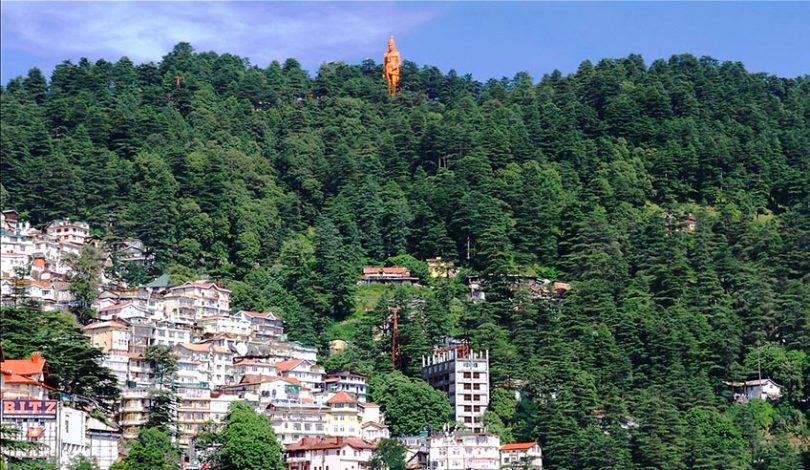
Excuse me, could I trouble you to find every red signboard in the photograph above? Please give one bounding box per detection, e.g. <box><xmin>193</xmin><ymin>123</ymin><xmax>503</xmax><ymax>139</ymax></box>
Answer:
<box><xmin>1</xmin><ymin>400</ymin><xmax>58</xmax><ymax>418</ymax></box>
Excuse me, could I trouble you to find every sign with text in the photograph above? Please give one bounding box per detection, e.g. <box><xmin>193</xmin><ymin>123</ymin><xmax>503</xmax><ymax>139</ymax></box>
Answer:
<box><xmin>1</xmin><ymin>400</ymin><xmax>58</xmax><ymax>418</ymax></box>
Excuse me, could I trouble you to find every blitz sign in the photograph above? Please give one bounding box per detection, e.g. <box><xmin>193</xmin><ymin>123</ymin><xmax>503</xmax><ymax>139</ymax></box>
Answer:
<box><xmin>2</xmin><ymin>400</ymin><xmax>58</xmax><ymax>418</ymax></box>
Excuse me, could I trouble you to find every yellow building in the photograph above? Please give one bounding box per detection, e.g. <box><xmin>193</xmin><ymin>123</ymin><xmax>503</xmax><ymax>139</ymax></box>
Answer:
<box><xmin>427</xmin><ymin>257</ymin><xmax>457</xmax><ymax>278</ymax></box>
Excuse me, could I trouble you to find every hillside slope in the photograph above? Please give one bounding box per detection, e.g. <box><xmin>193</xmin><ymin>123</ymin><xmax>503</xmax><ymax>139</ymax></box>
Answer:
<box><xmin>2</xmin><ymin>44</ymin><xmax>809</xmax><ymax>468</ymax></box>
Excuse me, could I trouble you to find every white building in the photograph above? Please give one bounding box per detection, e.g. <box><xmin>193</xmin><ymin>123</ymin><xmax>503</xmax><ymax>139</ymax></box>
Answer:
<box><xmin>86</xmin><ymin>417</ymin><xmax>121</xmax><ymax>470</ymax></box>
<box><xmin>268</xmin><ymin>399</ymin><xmax>329</xmax><ymax>446</ymax></box>
<box><xmin>324</xmin><ymin>371</ymin><xmax>369</xmax><ymax>403</ymax></box>
<box><xmin>163</xmin><ymin>281</ymin><xmax>231</xmax><ymax>322</ymax></box>
<box><xmin>284</xmin><ymin>437</ymin><xmax>377</xmax><ymax>470</ymax></box>
<box><xmin>500</xmin><ymin>442</ymin><xmax>543</xmax><ymax>470</ymax></box>
<box><xmin>197</xmin><ymin>315</ymin><xmax>252</xmax><ymax>340</ymax></box>
<box><xmin>233</xmin><ymin>358</ymin><xmax>278</xmax><ymax>379</ymax></box>
<box><xmin>428</xmin><ymin>432</ymin><xmax>501</xmax><ymax>470</ymax></box>
<box><xmin>276</xmin><ymin>359</ymin><xmax>325</xmax><ymax>393</ymax></box>
<box><xmin>46</xmin><ymin>219</ymin><xmax>90</xmax><ymax>246</ymax></box>
<box><xmin>97</xmin><ymin>302</ymin><xmax>149</xmax><ymax>321</ymax></box>
<box><xmin>175</xmin><ymin>343</ymin><xmax>234</xmax><ymax>387</ymax></box>
<box><xmin>726</xmin><ymin>378</ymin><xmax>783</xmax><ymax>402</ymax></box>
<box><xmin>422</xmin><ymin>347</ymin><xmax>490</xmax><ymax>433</ymax></box>
<box><xmin>234</xmin><ymin>310</ymin><xmax>285</xmax><ymax>340</ymax></box>
<box><xmin>361</xmin><ymin>421</ymin><xmax>390</xmax><ymax>442</ymax></box>
<box><xmin>153</xmin><ymin>320</ymin><xmax>193</xmax><ymax>348</ymax></box>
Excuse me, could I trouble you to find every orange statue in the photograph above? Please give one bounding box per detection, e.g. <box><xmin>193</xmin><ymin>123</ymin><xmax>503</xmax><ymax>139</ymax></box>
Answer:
<box><xmin>383</xmin><ymin>35</ymin><xmax>401</xmax><ymax>95</ymax></box>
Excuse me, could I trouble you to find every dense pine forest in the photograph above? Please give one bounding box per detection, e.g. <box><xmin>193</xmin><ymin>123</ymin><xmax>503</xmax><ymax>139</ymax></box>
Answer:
<box><xmin>2</xmin><ymin>43</ymin><xmax>809</xmax><ymax>468</ymax></box>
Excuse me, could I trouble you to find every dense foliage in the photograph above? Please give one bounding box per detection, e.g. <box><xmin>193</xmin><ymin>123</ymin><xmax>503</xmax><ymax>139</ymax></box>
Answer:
<box><xmin>369</xmin><ymin>371</ymin><xmax>454</xmax><ymax>436</ymax></box>
<box><xmin>2</xmin><ymin>44</ymin><xmax>809</xmax><ymax>467</ymax></box>
<box><xmin>197</xmin><ymin>402</ymin><xmax>284</xmax><ymax>470</ymax></box>
<box><xmin>1</xmin><ymin>305</ymin><xmax>119</xmax><ymax>409</ymax></box>
<box><xmin>111</xmin><ymin>428</ymin><xmax>179</xmax><ymax>470</ymax></box>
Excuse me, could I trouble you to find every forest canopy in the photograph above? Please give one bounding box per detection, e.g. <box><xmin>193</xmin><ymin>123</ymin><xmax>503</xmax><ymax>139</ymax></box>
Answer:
<box><xmin>1</xmin><ymin>43</ymin><xmax>809</xmax><ymax>468</ymax></box>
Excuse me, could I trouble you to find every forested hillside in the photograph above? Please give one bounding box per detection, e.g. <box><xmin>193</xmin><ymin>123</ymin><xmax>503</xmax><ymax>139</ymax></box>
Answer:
<box><xmin>2</xmin><ymin>43</ymin><xmax>809</xmax><ymax>468</ymax></box>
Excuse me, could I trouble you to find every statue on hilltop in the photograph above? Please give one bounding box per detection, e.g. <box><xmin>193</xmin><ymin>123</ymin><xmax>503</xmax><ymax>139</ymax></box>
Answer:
<box><xmin>383</xmin><ymin>35</ymin><xmax>401</xmax><ymax>95</ymax></box>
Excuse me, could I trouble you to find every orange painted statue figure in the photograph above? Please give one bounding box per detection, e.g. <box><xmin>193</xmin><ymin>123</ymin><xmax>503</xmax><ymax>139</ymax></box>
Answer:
<box><xmin>383</xmin><ymin>36</ymin><xmax>401</xmax><ymax>95</ymax></box>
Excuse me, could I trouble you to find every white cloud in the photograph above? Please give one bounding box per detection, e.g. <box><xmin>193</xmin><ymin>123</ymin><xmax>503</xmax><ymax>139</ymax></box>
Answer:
<box><xmin>0</xmin><ymin>1</ymin><xmax>438</xmax><ymax>69</ymax></box>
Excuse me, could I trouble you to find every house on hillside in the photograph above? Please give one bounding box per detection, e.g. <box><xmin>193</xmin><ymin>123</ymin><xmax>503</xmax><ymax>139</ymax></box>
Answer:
<box><xmin>46</xmin><ymin>218</ymin><xmax>90</xmax><ymax>246</ymax></box>
<box><xmin>284</xmin><ymin>437</ymin><xmax>378</xmax><ymax>470</ymax></box>
<box><xmin>725</xmin><ymin>378</ymin><xmax>782</xmax><ymax>403</ymax></box>
<box><xmin>427</xmin><ymin>257</ymin><xmax>458</xmax><ymax>278</ymax></box>
<box><xmin>500</xmin><ymin>442</ymin><xmax>543</xmax><ymax>470</ymax></box>
<box><xmin>358</xmin><ymin>266</ymin><xmax>419</xmax><ymax>286</ymax></box>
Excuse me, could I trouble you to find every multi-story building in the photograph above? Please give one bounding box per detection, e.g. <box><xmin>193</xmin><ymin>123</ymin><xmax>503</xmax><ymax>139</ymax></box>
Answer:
<box><xmin>46</xmin><ymin>218</ymin><xmax>90</xmax><ymax>246</ymax></box>
<box><xmin>197</xmin><ymin>315</ymin><xmax>252</xmax><ymax>340</ymax></box>
<box><xmin>1</xmin><ymin>353</ymin><xmax>121</xmax><ymax>470</ymax></box>
<box><xmin>102</xmin><ymin>352</ymin><xmax>130</xmax><ymax>386</ymax></box>
<box><xmin>162</xmin><ymin>281</ymin><xmax>231</xmax><ymax>322</ymax></box>
<box><xmin>233</xmin><ymin>358</ymin><xmax>278</xmax><ymax>378</ymax></box>
<box><xmin>175</xmin><ymin>342</ymin><xmax>234</xmax><ymax>387</ymax></box>
<box><xmin>84</xmin><ymin>320</ymin><xmax>131</xmax><ymax>354</ymax></box>
<box><xmin>268</xmin><ymin>399</ymin><xmax>329</xmax><ymax>446</ymax></box>
<box><xmin>176</xmin><ymin>384</ymin><xmax>212</xmax><ymax>447</ymax></box>
<box><xmin>360</xmin><ymin>422</ymin><xmax>390</xmax><ymax>442</ymax></box>
<box><xmin>276</xmin><ymin>359</ymin><xmax>325</xmax><ymax>393</ymax></box>
<box><xmin>1</xmin><ymin>252</ymin><xmax>28</xmax><ymax>275</ymax></box>
<box><xmin>422</xmin><ymin>347</ymin><xmax>490</xmax><ymax>433</ymax></box>
<box><xmin>222</xmin><ymin>375</ymin><xmax>303</xmax><ymax>409</ymax></box>
<box><xmin>324</xmin><ymin>371</ymin><xmax>369</xmax><ymax>403</ymax></box>
<box><xmin>325</xmin><ymin>392</ymin><xmax>362</xmax><ymax>437</ymax></box>
<box><xmin>499</xmin><ymin>442</ymin><xmax>543</xmax><ymax>470</ymax></box>
<box><xmin>234</xmin><ymin>310</ymin><xmax>285</xmax><ymax>340</ymax></box>
<box><xmin>97</xmin><ymin>302</ymin><xmax>149</xmax><ymax>321</ymax></box>
<box><xmin>120</xmin><ymin>387</ymin><xmax>150</xmax><ymax>440</ymax></box>
<box><xmin>284</xmin><ymin>437</ymin><xmax>377</xmax><ymax>470</ymax></box>
<box><xmin>153</xmin><ymin>320</ymin><xmax>192</xmax><ymax>348</ymax></box>
<box><xmin>428</xmin><ymin>432</ymin><xmax>501</xmax><ymax>470</ymax></box>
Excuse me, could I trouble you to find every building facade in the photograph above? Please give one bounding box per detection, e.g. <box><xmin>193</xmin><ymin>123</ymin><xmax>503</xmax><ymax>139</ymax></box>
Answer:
<box><xmin>422</xmin><ymin>348</ymin><xmax>490</xmax><ymax>433</ymax></box>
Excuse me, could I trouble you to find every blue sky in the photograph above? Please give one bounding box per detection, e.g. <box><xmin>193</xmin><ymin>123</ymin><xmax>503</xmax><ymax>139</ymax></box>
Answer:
<box><xmin>2</xmin><ymin>2</ymin><xmax>808</xmax><ymax>85</ymax></box>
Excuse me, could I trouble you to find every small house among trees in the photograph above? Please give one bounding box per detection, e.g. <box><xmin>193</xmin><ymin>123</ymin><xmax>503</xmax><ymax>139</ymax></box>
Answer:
<box><xmin>724</xmin><ymin>378</ymin><xmax>782</xmax><ymax>403</ymax></box>
<box><xmin>359</xmin><ymin>267</ymin><xmax>419</xmax><ymax>286</ymax></box>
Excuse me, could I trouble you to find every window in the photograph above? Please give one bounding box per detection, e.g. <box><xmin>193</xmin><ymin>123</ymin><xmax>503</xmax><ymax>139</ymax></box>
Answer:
<box><xmin>464</xmin><ymin>395</ymin><xmax>472</xmax><ymax>401</ymax></box>
<box><xmin>464</xmin><ymin>417</ymin><xmax>472</xmax><ymax>423</ymax></box>
<box><xmin>473</xmin><ymin>372</ymin><xmax>480</xmax><ymax>379</ymax></box>
<box><xmin>473</xmin><ymin>406</ymin><xmax>481</xmax><ymax>412</ymax></box>
<box><xmin>463</xmin><ymin>372</ymin><xmax>471</xmax><ymax>379</ymax></box>
<box><xmin>473</xmin><ymin>384</ymin><xmax>480</xmax><ymax>390</ymax></box>
<box><xmin>463</xmin><ymin>384</ymin><xmax>471</xmax><ymax>390</ymax></box>
<box><xmin>464</xmin><ymin>406</ymin><xmax>472</xmax><ymax>412</ymax></box>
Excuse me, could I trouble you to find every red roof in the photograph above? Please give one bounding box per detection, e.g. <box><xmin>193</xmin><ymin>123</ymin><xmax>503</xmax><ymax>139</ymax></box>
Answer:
<box><xmin>275</xmin><ymin>359</ymin><xmax>305</xmax><ymax>372</ymax></box>
<box><xmin>1</xmin><ymin>372</ymin><xmax>54</xmax><ymax>390</ymax></box>
<box><xmin>1</xmin><ymin>353</ymin><xmax>46</xmax><ymax>377</ymax></box>
<box><xmin>327</xmin><ymin>391</ymin><xmax>358</xmax><ymax>405</ymax></box>
<box><xmin>84</xmin><ymin>320</ymin><xmax>129</xmax><ymax>330</ymax></box>
<box><xmin>500</xmin><ymin>442</ymin><xmax>537</xmax><ymax>451</ymax></box>
<box><xmin>287</xmin><ymin>437</ymin><xmax>377</xmax><ymax>452</ymax></box>
<box><xmin>362</xmin><ymin>266</ymin><xmax>410</xmax><ymax>276</ymax></box>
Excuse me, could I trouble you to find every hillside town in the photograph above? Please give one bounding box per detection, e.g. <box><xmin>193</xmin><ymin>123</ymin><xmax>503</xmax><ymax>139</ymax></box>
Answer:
<box><xmin>1</xmin><ymin>209</ymin><xmax>789</xmax><ymax>470</ymax></box>
<box><xmin>1</xmin><ymin>211</ymin><xmax>557</xmax><ymax>470</ymax></box>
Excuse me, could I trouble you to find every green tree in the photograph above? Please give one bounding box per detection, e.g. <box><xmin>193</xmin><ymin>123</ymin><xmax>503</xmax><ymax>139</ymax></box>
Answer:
<box><xmin>369</xmin><ymin>372</ymin><xmax>452</xmax><ymax>436</ymax></box>
<box><xmin>67</xmin><ymin>244</ymin><xmax>102</xmax><ymax>324</ymax></box>
<box><xmin>202</xmin><ymin>402</ymin><xmax>284</xmax><ymax>470</ymax></box>
<box><xmin>367</xmin><ymin>439</ymin><xmax>406</xmax><ymax>470</ymax></box>
<box><xmin>118</xmin><ymin>428</ymin><xmax>179</xmax><ymax>470</ymax></box>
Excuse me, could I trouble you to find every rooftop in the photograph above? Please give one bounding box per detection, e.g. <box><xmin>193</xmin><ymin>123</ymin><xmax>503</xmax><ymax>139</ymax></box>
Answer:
<box><xmin>500</xmin><ymin>442</ymin><xmax>538</xmax><ymax>451</ymax></box>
